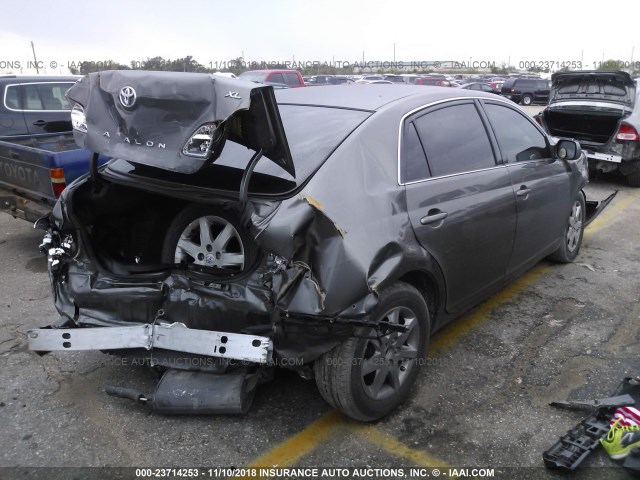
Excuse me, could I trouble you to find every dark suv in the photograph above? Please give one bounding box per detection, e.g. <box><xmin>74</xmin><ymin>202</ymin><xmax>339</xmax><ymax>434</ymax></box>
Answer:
<box><xmin>501</xmin><ymin>78</ymin><xmax>551</xmax><ymax>105</ymax></box>
<box><xmin>0</xmin><ymin>75</ymin><xmax>79</xmax><ymax>136</ymax></box>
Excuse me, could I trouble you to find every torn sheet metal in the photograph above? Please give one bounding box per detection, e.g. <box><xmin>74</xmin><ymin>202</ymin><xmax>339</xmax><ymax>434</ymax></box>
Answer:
<box><xmin>67</xmin><ymin>70</ymin><xmax>294</xmax><ymax>176</ymax></box>
<box><xmin>248</xmin><ymin>121</ymin><xmax>444</xmax><ymax>319</ymax></box>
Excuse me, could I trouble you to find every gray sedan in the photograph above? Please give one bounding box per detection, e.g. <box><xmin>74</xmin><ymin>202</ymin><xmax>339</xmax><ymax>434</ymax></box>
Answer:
<box><xmin>30</xmin><ymin>73</ymin><xmax>594</xmax><ymax>421</ymax></box>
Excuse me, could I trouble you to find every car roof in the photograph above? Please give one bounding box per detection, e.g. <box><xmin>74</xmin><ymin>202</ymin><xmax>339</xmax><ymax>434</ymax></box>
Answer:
<box><xmin>275</xmin><ymin>84</ymin><xmax>497</xmax><ymax>111</ymax></box>
<box><xmin>0</xmin><ymin>75</ymin><xmax>79</xmax><ymax>82</ymax></box>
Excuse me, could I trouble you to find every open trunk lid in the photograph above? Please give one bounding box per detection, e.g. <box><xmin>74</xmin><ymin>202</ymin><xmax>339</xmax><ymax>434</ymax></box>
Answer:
<box><xmin>66</xmin><ymin>70</ymin><xmax>294</xmax><ymax>177</ymax></box>
<box><xmin>549</xmin><ymin>71</ymin><xmax>636</xmax><ymax>108</ymax></box>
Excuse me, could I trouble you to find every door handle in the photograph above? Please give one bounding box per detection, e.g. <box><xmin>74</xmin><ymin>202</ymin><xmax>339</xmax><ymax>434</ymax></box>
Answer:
<box><xmin>33</xmin><ymin>120</ymin><xmax>46</xmax><ymax>126</ymax></box>
<box><xmin>420</xmin><ymin>210</ymin><xmax>448</xmax><ymax>225</ymax></box>
<box><xmin>516</xmin><ymin>187</ymin><xmax>531</xmax><ymax>197</ymax></box>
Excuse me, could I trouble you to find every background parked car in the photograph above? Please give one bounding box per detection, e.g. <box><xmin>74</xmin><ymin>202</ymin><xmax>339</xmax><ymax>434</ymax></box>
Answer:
<box><xmin>489</xmin><ymin>80</ymin><xmax>505</xmax><ymax>91</ymax></box>
<box><xmin>0</xmin><ymin>75</ymin><xmax>79</xmax><ymax>136</ymax></box>
<box><xmin>356</xmin><ymin>79</ymin><xmax>393</xmax><ymax>84</ymax></box>
<box><xmin>501</xmin><ymin>78</ymin><xmax>551</xmax><ymax>105</ymax></box>
<box><xmin>356</xmin><ymin>75</ymin><xmax>385</xmax><ymax>82</ymax></box>
<box><xmin>535</xmin><ymin>70</ymin><xmax>640</xmax><ymax>186</ymax></box>
<box><xmin>306</xmin><ymin>75</ymin><xmax>351</xmax><ymax>85</ymax></box>
<box><xmin>460</xmin><ymin>82</ymin><xmax>500</xmax><ymax>94</ymax></box>
<box><xmin>383</xmin><ymin>74</ymin><xmax>406</xmax><ymax>83</ymax></box>
<box><xmin>238</xmin><ymin>69</ymin><xmax>305</xmax><ymax>87</ymax></box>
<box><xmin>415</xmin><ymin>77</ymin><xmax>452</xmax><ymax>87</ymax></box>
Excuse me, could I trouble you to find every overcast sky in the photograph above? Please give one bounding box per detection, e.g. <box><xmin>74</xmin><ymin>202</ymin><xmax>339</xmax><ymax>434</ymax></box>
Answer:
<box><xmin>1</xmin><ymin>0</ymin><xmax>638</xmax><ymax>74</ymax></box>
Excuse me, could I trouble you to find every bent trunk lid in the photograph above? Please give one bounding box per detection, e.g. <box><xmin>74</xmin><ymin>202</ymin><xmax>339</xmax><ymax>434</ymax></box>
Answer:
<box><xmin>66</xmin><ymin>70</ymin><xmax>294</xmax><ymax>177</ymax></box>
<box><xmin>549</xmin><ymin>71</ymin><xmax>636</xmax><ymax>107</ymax></box>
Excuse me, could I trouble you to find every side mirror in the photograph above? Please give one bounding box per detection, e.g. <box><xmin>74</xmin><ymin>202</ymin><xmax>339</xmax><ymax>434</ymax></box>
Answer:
<box><xmin>556</xmin><ymin>139</ymin><xmax>582</xmax><ymax>161</ymax></box>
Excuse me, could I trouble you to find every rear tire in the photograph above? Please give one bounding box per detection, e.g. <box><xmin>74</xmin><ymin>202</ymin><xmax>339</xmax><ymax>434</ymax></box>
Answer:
<box><xmin>314</xmin><ymin>282</ymin><xmax>430</xmax><ymax>421</ymax></box>
<box><xmin>548</xmin><ymin>193</ymin><xmax>586</xmax><ymax>263</ymax></box>
<box><xmin>521</xmin><ymin>94</ymin><xmax>533</xmax><ymax>106</ymax></box>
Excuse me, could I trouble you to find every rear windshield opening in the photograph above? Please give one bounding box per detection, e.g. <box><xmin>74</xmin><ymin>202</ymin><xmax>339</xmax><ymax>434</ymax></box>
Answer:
<box><xmin>107</xmin><ymin>105</ymin><xmax>370</xmax><ymax>195</ymax></box>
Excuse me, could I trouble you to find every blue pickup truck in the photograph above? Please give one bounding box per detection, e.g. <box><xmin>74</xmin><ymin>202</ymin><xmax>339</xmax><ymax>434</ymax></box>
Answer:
<box><xmin>0</xmin><ymin>75</ymin><xmax>108</xmax><ymax>222</ymax></box>
<box><xmin>0</xmin><ymin>133</ymin><xmax>107</xmax><ymax>222</ymax></box>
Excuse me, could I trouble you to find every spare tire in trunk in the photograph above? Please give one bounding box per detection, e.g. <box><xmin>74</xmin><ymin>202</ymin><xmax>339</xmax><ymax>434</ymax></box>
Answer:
<box><xmin>161</xmin><ymin>204</ymin><xmax>258</xmax><ymax>276</ymax></box>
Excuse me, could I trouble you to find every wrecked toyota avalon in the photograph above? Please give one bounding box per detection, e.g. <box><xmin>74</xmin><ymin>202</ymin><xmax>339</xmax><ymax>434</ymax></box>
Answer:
<box><xmin>29</xmin><ymin>71</ymin><xmax>597</xmax><ymax>421</ymax></box>
<box><xmin>535</xmin><ymin>71</ymin><xmax>640</xmax><ymax>186</ymax></box>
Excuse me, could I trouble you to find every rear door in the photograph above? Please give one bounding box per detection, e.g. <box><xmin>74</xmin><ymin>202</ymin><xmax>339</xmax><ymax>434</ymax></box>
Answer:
<box><xmin>480</xmin><ymin>100</ymin><xmax>571</xmax><ymax>274</ymax></box>
<box><xmin>20</xmin><ymin>82</ymin><xmax>75</xmax><ymax>134</ymax></box>
<box><xmin>403</xmin><ymin>100</ymin><xmax>517</xmax><ymax>312</ymax></box>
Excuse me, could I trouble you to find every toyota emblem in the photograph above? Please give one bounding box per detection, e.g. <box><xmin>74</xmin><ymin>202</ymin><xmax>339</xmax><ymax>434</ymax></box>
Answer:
<box><xmin>119</xmin><ymin>86</ymin><xmax>137</xmax><ymax>108</ymax></box>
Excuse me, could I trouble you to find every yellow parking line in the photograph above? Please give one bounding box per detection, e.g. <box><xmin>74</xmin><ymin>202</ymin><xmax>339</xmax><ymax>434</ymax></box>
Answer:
<box><xmin>348</xmin><ymin>424</ymin><xmax>450</xmax><ymax>468</ymax></box>
<box><xmin>431</xmin><ymin>187</ymin><xmax>640</xmax><ymax>354</ymax></box>
<box><xmin>242</xmin><ymin>186</ymin><xmax>639</xmax><ymax>471</ymax></box>
<box><xmin>583</xmin><ymin>189</ymin><xmax>640</xmax><ymax>241</ymax></box>
<box><xmin>245</xmin><ymin>411</ymin><xmax>342</xmax><ymax>470</ymax></box>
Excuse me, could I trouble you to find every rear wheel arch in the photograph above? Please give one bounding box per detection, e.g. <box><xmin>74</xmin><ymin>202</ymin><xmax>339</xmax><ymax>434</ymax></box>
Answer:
<box><xmin>397</xmin><ymin>270</ymin><xmax>439</xmax><ymax>327</ymax></box>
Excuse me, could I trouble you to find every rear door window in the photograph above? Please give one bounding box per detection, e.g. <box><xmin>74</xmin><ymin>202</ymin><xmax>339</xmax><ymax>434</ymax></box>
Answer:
<box><xmin>517</xmin><ymin>80</ymin><xmax>535</xmax><ymax>89</ymax></box>
<box><xmin>401</xmin><ymin>122</ymin><xmax>430</xmax><ymax>182</ymax></box>
<box><xmin>4</xmin><ymin>85</ymin><xmax>21</xmax><ymax>109</ymax></box>
<box><xmin>413</xmin><ymin>103</ymin><xmax>496</xmax><ymax>177</ymax></box>
<box><xmin>22</xmin><ymin>83</ymin><xmax>72</xmax><ymax>110</ymax></box>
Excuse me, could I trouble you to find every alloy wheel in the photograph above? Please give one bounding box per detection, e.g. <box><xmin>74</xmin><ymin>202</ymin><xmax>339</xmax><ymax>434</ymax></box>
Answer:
<box><xmin>174</xmin><ymin>215</ymin><xmax>245</xmax><ymax>270</ymax></box>
<box><xmin>360</xmin><ymin>306</ymin><xmax>420</xmax><ymax>401</ymax></box>
<box><xmin>566</xmin><ymin>200</ymin><xmax>583</xmax><ymax>253</ymax></box>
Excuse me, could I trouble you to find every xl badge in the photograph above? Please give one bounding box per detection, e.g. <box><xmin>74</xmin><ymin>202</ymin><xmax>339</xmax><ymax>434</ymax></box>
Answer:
<box><xmin>119</xmin><ymin>86</ymin><xmax>137</xmax><ymax>108</ymax></box>
<box><xmin>225</xmin><ymin>91</ymin><xmax>241</xmax><ymax>99</ymax></box>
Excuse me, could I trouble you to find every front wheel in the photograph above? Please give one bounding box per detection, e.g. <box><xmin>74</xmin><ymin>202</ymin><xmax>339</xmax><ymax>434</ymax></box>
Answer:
<box><xmin>314</xmin><ymin>282</ymin><xmax>430</xmax><ymax>421</ymax></box>
<box><xmin>548</xmin><ymin>193</ymin><xmax>586</xmax><ymax>263</ymax></box>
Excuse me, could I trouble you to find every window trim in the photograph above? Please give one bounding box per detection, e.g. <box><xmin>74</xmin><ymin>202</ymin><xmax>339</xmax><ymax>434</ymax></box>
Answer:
<box><xmin>397</xmin><ymin>96</ymin><xmax>513</xmax><ymax>185</ymax></box>
<box><xmin>3</xmin><ymin>82</ymin><xmax>76</xmax><ymax>113</ymax></box>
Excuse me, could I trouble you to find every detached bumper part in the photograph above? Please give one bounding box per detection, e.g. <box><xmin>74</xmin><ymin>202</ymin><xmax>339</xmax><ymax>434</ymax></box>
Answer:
<box><xmin>543</xmin><ymin>377</ymin><xmax>640</xmax><ymax>472</ymax></box>
<box><xmin>106</xmin><ymin>369</ymin><xmax>259</xmax><ymax>414</ymax></box>
<box><xmin>27</xmin><ymin>323</ymin><xmax>272</xmax><ymax>364</ymax></box>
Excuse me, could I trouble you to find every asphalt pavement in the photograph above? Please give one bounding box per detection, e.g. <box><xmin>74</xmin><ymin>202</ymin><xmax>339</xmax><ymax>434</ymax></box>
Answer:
<box><xmin>0</xmin><ymin>152</ymin><xmax>638</xmax><ymax>479</ymax></box>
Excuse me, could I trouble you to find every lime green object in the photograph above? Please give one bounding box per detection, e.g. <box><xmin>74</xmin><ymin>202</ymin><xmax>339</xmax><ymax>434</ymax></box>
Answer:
<box><xmin>600</xmin><ymin>418</ymin><xmax>640</xmax><ymax>460</ymax></box>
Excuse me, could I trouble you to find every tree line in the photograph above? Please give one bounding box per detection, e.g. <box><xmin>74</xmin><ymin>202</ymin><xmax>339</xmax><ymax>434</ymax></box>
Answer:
<box><xmin>69</xmin><ymin>56</ymin><xmax>640</xmax><ymax>76</ymax></box>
